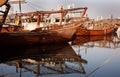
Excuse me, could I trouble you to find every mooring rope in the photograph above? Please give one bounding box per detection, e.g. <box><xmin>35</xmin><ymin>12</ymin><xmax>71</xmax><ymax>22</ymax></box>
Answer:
<box><xmin>84</xmin><ymin>50</ymin><xmax>119</xmax><ymax>77</ymax></box>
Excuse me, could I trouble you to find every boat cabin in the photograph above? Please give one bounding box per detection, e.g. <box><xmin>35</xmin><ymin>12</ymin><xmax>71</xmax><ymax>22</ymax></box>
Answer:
<box><xmin>45</xmin><ymin>17</ymin><xmax>66</xmax><ymax>25</ymax></box>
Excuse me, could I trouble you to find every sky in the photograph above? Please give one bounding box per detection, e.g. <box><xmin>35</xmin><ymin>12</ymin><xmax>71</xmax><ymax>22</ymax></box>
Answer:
<box><xmin>9</xmin><ymin>0</ymin><xmax>120</xmax><ymax>19</ymax></box>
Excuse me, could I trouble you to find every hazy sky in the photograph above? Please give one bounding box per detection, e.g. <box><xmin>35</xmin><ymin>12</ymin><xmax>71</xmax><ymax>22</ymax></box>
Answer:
<box><xmin>11</xmin><ymin>0</ymin><xmax>120</xmax><ymax>19</ymax></box>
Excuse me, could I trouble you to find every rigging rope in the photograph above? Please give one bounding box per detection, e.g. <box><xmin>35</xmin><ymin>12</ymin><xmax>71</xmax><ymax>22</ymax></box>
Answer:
<box><xmin>26</xmin><ymin>0</ymin><xmax>45</xmax><ymax>10</ymax></box>
<box><xmin>84</xmin><ymin>50</ymin><xmax>120</xmax><ymax>77</ymax></box>
<box><xmin>26</xmin><ymin>2</ymin><xmax>38</xmax><ymax>11</ymax></box>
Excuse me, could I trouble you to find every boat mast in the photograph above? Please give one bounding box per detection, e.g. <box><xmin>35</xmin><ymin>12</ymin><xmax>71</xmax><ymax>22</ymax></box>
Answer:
<box><xmin>18</xmin><ymin>0</ymin><xmax>22</xmax><ymax>26</ymax></box>
<box><xmin>19</xmin><ymin>0</ymin><xmax>22</xmax><ymax>13</ymax></box>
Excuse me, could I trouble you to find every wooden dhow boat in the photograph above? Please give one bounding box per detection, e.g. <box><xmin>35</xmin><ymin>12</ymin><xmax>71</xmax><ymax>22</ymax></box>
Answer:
<box><xmin>76</xmin><ymin>27</ymin><xmax>114</xmax><ymax>36</ymax></box>
<box><xmin>75</xmin><ymin>20</ymin><xmax>114</xmax><ymax>35</ymax></box>
<box><xmin>0</xmin><ymin>0</ymin><xmax>88</xmax><ymax>47</ymax></box>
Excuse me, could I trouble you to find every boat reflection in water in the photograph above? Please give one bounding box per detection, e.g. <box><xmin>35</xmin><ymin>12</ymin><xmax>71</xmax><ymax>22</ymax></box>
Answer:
<box><xmin>72</xmin><ymin>34</ymin><xmax>120</xmax><ymax>48</ymax></box>
<box><xmin>0</xmin><ymin>43</ymin><xmax>87</xmax><ymax>77</ymax></box>
<box><xmin>71</xmin><ymin>34</ymin><xmax>120</xmax><ymax>77</ymax></box>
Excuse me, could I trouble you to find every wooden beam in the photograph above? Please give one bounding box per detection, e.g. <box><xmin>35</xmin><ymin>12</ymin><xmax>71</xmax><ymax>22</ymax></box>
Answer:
<box><xmin>10</xmin><ymin>7</ymin><xmax>88</xmax><ymax>17</ymax></box>
<box><xmin>0</xmin><ymin>3</ymin><xmax>11</xmax><ymax>32</ymax></box>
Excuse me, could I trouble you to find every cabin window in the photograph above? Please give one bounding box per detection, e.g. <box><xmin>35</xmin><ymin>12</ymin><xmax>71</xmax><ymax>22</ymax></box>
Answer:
<box><xmin>62</xmin><ymin>19</ymin><xmax>65</xmax><ymax>22</ymax></box>
<box><xmin>46</xmin><ymin>19</ymin><xmax>51</xmax><ymax>23</ymax></box>
<box><xmin>27</xmin><ymin>18</ymin><xmax>31</xmax><ymax>23</ymax></box>
<box><xmin>22</xmin><ymin>19</ymin><xmax>25</xmax><ymax>23</ymax></box>
<box><xmin>49</xmin><ymin>19</ymin><xmax>51</xmax><ymax>23</ymax></box>
<box><xmin>55</xmin><ymin>19</ymin><xmax>65</xmax><ymax>22</ymax></box>
<box><xmin>31</xmin><ymin>18</ymin><xmax>37</xmax><ymax>22</ymax></box>
<box><xmin>55</xmin><ymin>19</ymin><xmax>60</xmax><ymax>22</ymax></box>
<box><xmin>46</xmin><ymin>20</ymin><xmax>48</xmax><ymax>23</ymax></box>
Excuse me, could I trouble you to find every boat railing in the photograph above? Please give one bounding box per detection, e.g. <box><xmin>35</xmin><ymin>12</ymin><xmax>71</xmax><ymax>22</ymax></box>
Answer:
<box><xmin>39</xmin><ymin>22</ymin><xmax>78</xmax><ymax>31</ymax></box>
<box><xmin>41</xmin><ymin>25</ymin><xmax>62</xmax><ymax>30</ymax></box>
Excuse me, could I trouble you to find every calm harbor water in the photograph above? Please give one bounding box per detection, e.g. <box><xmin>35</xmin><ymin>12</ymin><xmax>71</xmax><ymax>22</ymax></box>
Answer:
<box><xmin>0</xmin><ymin>34</ymin><xmax>120</xmax><ymax>77</ymax></box>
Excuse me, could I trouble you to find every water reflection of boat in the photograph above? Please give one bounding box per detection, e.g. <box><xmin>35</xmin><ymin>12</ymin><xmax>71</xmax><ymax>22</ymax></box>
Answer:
<box><xmin>0</xmin><ymin>43</ymin><xmax>87</xmax><ymax>77</ymax></box>
<box><xmin>72</xmin><ymin>35</ymin><xmax>117</xmax><ymax>48</ymax></box>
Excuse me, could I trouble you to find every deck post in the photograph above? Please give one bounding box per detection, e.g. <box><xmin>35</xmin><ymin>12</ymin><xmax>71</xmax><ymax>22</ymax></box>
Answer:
<box><xmin>37</xmin><ymin>14</ymin><xmax>41</xmax><ymax>28</ymax></box>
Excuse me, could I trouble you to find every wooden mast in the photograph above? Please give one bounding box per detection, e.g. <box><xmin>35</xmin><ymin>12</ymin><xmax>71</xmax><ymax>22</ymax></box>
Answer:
<box><xmin>18</xmin><ymin>0</ymin><xmax>22</xmax><ymax>26</ymax></box>
<box><xmin>0</xmin><ymin>3</ymin><xmax>11</xmax><ymax>32</ymax></box>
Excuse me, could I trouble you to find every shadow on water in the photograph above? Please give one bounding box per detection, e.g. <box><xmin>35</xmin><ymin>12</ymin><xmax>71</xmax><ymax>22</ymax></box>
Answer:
<box><xmin>0</xmin><ymin>43</ymin><xmax>87</xmax><ymax>77</ymax></box>
<box><xmin>1</xmin><ymin>34</ymin><xmax>120</xmax><ymax>77</ymax></box>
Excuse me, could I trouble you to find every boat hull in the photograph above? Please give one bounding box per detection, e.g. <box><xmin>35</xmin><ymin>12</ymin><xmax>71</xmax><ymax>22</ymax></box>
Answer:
<box><xmin>0</xmin><ymin>31</ymin><xmax>69</xmax><ymax>47</ymax></box>
<box><xmin>75</xmin><ymin>28</ymin><xmax>114</xmax><ymax>35</ymax></box>
<box><xmin>51</xmin><ymin>23</ymin><xmax>80</xmax><ymax>39</ymax></box>
<box><xmin>0</xmin><ymin>21</ymin><xmax>84</xmax><ymax>47</ymax></box>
